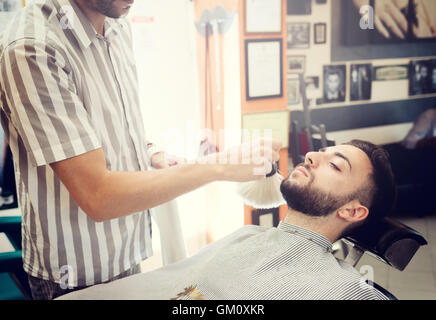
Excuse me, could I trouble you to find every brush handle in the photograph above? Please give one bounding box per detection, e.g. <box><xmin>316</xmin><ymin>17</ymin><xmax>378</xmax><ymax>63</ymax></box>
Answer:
<box><xmin>266</xmin><ymin>162</ymin><xmax>278</xmax><ymax>178</ymax></box>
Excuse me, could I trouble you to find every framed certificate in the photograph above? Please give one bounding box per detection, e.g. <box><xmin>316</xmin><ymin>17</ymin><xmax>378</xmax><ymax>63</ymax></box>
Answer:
<box><xmin>242</xmin><ymin>110</ymin><xmax>290</xmax><ymax>149</ymax></box>
<box><xmin>245</xmin><ymin>0</ymin><xmax>282</xmax><ymax>34</ymax></box>
<box><xmin>245</xmin><ymin>39</ymin><xmax>283</xmax><ymax>100</ymax></box>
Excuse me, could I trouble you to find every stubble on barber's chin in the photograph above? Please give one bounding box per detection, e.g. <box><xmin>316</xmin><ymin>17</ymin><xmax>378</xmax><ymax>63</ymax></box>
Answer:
<box><xmin>280</xmin><ymin>178</ymin><xmax>350</xmax><ymax>218</ymax></box>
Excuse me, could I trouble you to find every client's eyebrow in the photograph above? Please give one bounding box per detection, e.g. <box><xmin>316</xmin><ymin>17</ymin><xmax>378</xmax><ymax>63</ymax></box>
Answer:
<box><xmin>319</xmin><ymin>148</ymin><xmax>352</xmax><ymax>171</ymax></box>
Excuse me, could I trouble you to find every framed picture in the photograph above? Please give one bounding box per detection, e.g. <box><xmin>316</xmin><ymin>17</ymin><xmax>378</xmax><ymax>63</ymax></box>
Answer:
<box><xmin>350</xmin><ymin>64</ymin><xmax>372</xmax><ymax>101</ymax></box>
<box><xmin>409</xmin><ymin>59</ymin><xmax>436</xmax><ymax>96</ymax></box>
<box><xmin>287</xmin><ymin>76</ymin><xmax>300</xmax><ymax>105</ymax></box>
<box><xmin>314</xmin><ymin>23</ymin><xmax>327</xmax><ymax>44</ymax></box>
<box><xmin>287</xmin><ymin>55</ymin><xmax>305</xmax><ymax>74</ymax></box>
<box><xmin>242</xmin><ymin>111</ymin><xmax>290</xmax><ymax>149</ymax></box>
<box><xmin>251</xmin><ymin>207</ymin><xmax>280</xmax><ymax>228</ymax></box>
<box><xmin>287</xmin><ymin>0</ymin><xmax>311</xmax><ymax>15</ymax></box>
<box><xmin>245</xmin><ymin>39</ymin><xmax>283</xmax><ymax>100</ymax></box>
<box><xmin>323</xmin><ymin>65</ymin><xmax>346</xmax><ymax>103</ymax></box>
<box><xmin>286</xmin><ymin>22</ymin><xmax>310</xmax><ymax>49</ymax></box>
<box><xmin>373</xmin><ymin>65</ymin><xmax>409</xmax><ymax>81</ymax></box>
<box><xmin>245</xmin><ymin>0</ymin><xmax>282</xmax><ymax>34</ymax></box>
<box><xmin>305</xmin><ymin>76</ymin><xmax>320</xmax><ymax>100</ymax></box>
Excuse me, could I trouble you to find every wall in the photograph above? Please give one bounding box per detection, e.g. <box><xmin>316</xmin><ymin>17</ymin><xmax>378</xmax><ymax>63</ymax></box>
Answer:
<box><xmin>287</xmin><ymin>0</ymin><xmax>436</xmax><ymax>146</ymax></box>
<box><xmin>238</xmin><ymin>0</ymin><xmax>290</xmax><ymax>224</ymax></box>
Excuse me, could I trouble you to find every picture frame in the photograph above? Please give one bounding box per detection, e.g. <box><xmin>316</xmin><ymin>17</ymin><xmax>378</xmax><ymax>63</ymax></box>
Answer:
<box><xmin>287</xmin><ymin>55</ymin><xmax>305</xmax><ymax>74</ymax></box>
<box><xmin>409</xmin><ymin>59</ymin><xmax>436</xmax><ymax>96</ymax></box>
<box><xmin>242</xmin><ymin>110</ymin><xmax>290</xmax><ymax>149</ymax></box>
<box><xmin>245</xmin><ymin>0</ymin><xmax>282</xmax><ymax>34</ymax></box>
<box><xmin>287</xmin><ymin>76</ymin><xmax>300</xmax><ymax>105</ymax></box>
<box><xmin>314</xmin><ymin>23</ymin><xmax>327</xmax><ymax>44</ymax></box>
<box><xmin>245</xmin><ymin>39</ymin><xmax>283</xmax><ymax>100</ymax></box>
<box><xmin>287</xmin><ymin>0</ymin><xmax>312</xmax><ymax>15</ymax></box>
<box><xmin>372</xmin><ymin>65</ymin><xmax>409</xmax><ymax>81</ymax></box>
<box><xmin>251</xmin><ymin>207</ymin><xmax>280</xmax><ymax>228</ymax></box>
<box><xmin>350</xmin><ymin>63</ymin><xmax>372</xmax><ymax>101</ymax></box>
<box><xmin>286</xmin><ymin>22</ymin><xmax>310</xmax><ymax>49</ymax></box>
<box><xmin>323</xmin><ymin>64</ymin><xmax>346</xmax><ymax>103</ymax></box>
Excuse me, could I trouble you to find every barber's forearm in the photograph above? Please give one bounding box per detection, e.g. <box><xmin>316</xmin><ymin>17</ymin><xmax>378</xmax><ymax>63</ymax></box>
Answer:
<box><xmin>91</xmin><ymin>163</ymin><xmax>222</xmax><ymax>222</ymax></box>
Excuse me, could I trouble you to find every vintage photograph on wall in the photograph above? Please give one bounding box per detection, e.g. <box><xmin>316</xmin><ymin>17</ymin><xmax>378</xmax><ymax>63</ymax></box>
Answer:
<box><xmin>323</xmin><ymin>65</ymin><xmax>346</xmax><ymax>103</ymax></box>
<box><xmin>314</xmin><ymin>23</ymin><xmax>327</xmax><ymax>44</ymax></box>
<box><xmin>305</xmin><ymin>76</ymin><xmax>321</xmax><ymax>101</ymax></box>
<box><xmin>373</xmin><ymin>64</ymin><xmax>409</xmax><ymax>81</ymax></box>
<box><xmin>350</xmin><ymin>63</ymin><xmax>372</xmax><ymax>101</ymax></box>
<box><xmin>287</xmin><ymin>55</ymin><xmax>305</xmax><ymax>74</ymax></box>
<box><xmin>286</xmin><ymin>22</ymin><xmax>310</xmax><ymax>49</ymax></box>
<box><xmin>287</xmin><ymin>76</ymin><xmax>300</xmax><ymax>106</ymax></box>
<box><xmin>409</xmin><ymin>59</ymin><xmax>436</xmax><ymax>96</ymax></box>
<box><xmin>287</xmin><ymin>0</ymin><xmax>311</xmax><ymax>15</ymax></box>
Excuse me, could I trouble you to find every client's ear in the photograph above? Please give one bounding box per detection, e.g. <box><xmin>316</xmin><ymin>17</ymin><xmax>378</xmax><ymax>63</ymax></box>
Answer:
<box><xmin>337</xmin><ymin>200</ymin><xmax>369</xmax><ymax>223</ymax></box>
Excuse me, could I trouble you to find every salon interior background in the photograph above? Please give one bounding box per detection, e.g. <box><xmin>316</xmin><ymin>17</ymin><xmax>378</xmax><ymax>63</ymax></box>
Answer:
<box><xmin>1</xmin><ymin>0</ymin><xmax>436</xmax><ymax>278</ymax></box>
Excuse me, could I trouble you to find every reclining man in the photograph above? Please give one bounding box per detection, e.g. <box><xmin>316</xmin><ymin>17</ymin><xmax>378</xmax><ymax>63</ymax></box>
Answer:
<box><xmin>59</xmin><ymin>139</ymin><xmax>396</xmax><ymax>300</ymax></box>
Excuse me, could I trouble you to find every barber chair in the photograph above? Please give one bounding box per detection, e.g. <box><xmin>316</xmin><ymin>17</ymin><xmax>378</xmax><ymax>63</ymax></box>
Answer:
<box><xmin>333</xmin><ymin>219</ymin><xmax>427</xmax><ymax>300</ymax></box>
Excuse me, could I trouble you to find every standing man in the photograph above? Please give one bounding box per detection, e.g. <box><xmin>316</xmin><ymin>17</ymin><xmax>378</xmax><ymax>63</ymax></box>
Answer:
<box><xmin>0</xmin><ymin>0</ymin><xmax>280</xmax><ymax>299</ymax></box>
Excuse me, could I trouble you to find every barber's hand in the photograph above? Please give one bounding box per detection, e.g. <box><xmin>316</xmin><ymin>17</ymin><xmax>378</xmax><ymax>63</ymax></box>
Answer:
<box><xmin>204</xmin><ymin>138</ymin><xmax>282</xmax><ymax>182</ymax></box>
<box><xmin>150</xmin><ymin>152</ymin><xmax>185</xmax><ymax>169</ymax></box>
<box><xmin>353</xmin><ymin>0</ymin><xmax>408</xmax><ymax>39</ymax></box>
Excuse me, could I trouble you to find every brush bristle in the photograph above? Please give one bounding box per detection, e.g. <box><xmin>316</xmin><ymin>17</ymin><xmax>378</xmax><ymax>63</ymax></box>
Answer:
<box><xmin>236</xmin><ymin>173</ymin><xmax>286</xmax><ymax>209</ymax></box>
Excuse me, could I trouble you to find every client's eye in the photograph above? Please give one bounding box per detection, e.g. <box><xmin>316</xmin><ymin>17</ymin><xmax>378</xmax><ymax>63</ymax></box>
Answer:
<box><xmin>329</xmin><ymin>162</ymin><xmax>341</xmax><ymax>172</ymax></box>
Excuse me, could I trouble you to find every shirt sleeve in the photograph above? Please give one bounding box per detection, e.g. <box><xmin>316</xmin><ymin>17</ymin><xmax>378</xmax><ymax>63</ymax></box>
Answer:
<box><xmin>0</xmin><ymin>38</ymin><xmax>101</xmax><ymax>167</ymax></box>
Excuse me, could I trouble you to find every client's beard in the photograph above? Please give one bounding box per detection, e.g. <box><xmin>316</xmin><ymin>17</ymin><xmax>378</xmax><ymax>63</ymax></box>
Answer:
<box><xmin>280</xmin><ymin>165</ymin><xmax>353</xmax><ymax>217</ymax></box>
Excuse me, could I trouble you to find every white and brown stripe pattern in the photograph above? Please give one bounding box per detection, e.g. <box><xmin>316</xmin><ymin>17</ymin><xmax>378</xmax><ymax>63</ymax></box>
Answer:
<box><xmin>0</xmin><ymin>0</ymin><xmax>156</xmax><ymax>287</ymax></box>
<box><xmin>58</xmin><ymin>222</ymin><xmax>390</xmax><ymax>300</ymax></box>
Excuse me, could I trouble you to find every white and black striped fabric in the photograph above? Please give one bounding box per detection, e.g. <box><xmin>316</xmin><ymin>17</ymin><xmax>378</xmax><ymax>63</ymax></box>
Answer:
<box><xmin>0</xmin><ymin>0</ymin><xmax>159</xmax><ymax>287</ymax></box>
<box><xmin>58</xmin><ymin>222</ymin><xmax>389</xmax><ymax>300</ymax></box>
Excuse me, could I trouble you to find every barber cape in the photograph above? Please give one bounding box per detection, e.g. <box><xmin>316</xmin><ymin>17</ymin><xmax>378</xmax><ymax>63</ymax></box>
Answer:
<box><xmin>58</xmin><ymin>222</ymin><xmax>388</xmax><ymax>300</ymax></box>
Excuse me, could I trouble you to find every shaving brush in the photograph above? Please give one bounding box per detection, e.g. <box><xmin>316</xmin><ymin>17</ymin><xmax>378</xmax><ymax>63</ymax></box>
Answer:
<box><xmin>236</xmin><ymin>162</ymin><xmax>286</xmax><ymax>209</ymax></box>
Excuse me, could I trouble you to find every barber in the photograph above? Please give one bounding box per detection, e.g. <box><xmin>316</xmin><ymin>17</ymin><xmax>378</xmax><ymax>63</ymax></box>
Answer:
<box><xmin>0</xmin><ymin>0</ymin><xmax>281</xmax><ymax>300</ymax></box>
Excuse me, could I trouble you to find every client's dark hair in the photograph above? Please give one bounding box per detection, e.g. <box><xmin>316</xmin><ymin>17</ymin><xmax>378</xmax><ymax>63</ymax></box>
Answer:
<box><xmin>343</xmin><ymin>140</ymin><xmax>397</xmax><ymax>224</ymax></box>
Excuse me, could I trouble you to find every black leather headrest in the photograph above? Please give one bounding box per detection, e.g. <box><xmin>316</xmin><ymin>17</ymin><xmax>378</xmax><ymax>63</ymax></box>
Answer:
<box><xmin>344</xmin><ymin>217</ymin><xmax>427</xmax><ymax>271</ymax></box>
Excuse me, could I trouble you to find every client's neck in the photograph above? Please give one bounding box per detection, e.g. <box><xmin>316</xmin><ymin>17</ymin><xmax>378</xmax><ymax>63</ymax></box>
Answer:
<box><xmin>283</xmin><ymin>209</ymin><xmax>341</xmax><ymax>243</ymax></box>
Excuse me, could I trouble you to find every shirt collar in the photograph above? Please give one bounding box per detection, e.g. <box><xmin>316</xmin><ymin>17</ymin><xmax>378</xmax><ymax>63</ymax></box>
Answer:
<box><xmin>278</xmin><ymin>221</ymin><xmax>333</xmax><ymax>253</ymax></box>
<box><xmin>51</xmin><ymin>0</ymin><xmax>124</xmax><ymax>49</ymax></box>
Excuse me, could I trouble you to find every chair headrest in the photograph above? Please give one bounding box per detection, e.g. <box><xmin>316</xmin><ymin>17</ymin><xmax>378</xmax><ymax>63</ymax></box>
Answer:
<box><xmin>344</xmin><ymin>217</ymin><xmax>427</xmax><ymax>271</ymax></box>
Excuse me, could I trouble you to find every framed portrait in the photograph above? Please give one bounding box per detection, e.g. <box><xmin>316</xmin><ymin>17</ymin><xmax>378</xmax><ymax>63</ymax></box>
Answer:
<box><xmin>287</xmin><ymin>55</ymin><xmax>305</xmax><ymax>74</ymax></box>
<box><xmin>314</xmin><ymin>23</ymin><xmax>327</xmax><ymax>44</ymax></box>
<box><xmin>287</xmin><ymin>0</ymin><xmax>311</xmax><ymax>15</ymax></box>
<box><xmin>409</xmin><ymin>59</ymin><xmax>436</xmax><ymax>96</ymax></box>
<box><xmin>323</xmin><ymin>65</ymin><xmax>346</xmax><ymax>103</ymax></box>
<box><xmin>373</xmin><ymin>65</ymin><xmax>409</xmax><ymax>81</ymax></box>
<box><xmin>245</xmin><ymin>39</ymin><xmax>283</xmax><ymax>100</ymax></box>
<box><xmin>350</xmin><ymin>64</ymin><xmax>372</xmax><ymax>101</ymax></box>
<box><xmin>287</xmin><ymin>76</ymin><xmax>300</xmax><ymax>106</ymax></box>
<box><xmin>286</xmin><ymin>22</ymin><xmax>310</xmax><ymax>49</ymax></box>
<box><xmin>305</xmin><ymin>76</ymin><xmax>320</xmax><ymax>100</ymax></box>
<box><xmin>251</xmin><ymin>207</ymin><xmax>280</xmax><ymax>228</ymax></box>
<box><xmin>245</xmin><ymin>0</ymin><xmax>282</xmax><ymax>34</ymax></box>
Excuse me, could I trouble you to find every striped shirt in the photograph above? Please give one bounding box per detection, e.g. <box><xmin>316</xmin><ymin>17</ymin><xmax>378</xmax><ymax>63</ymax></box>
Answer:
<box><xmin>0</xmin><ymin>0</ymin><xmax>160</xmax><ymax>287</ymax></box>
<box><xmin>59</xmin><ymin>222</ymin><xmax>389</xmax><ymax>300</ymax></box>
